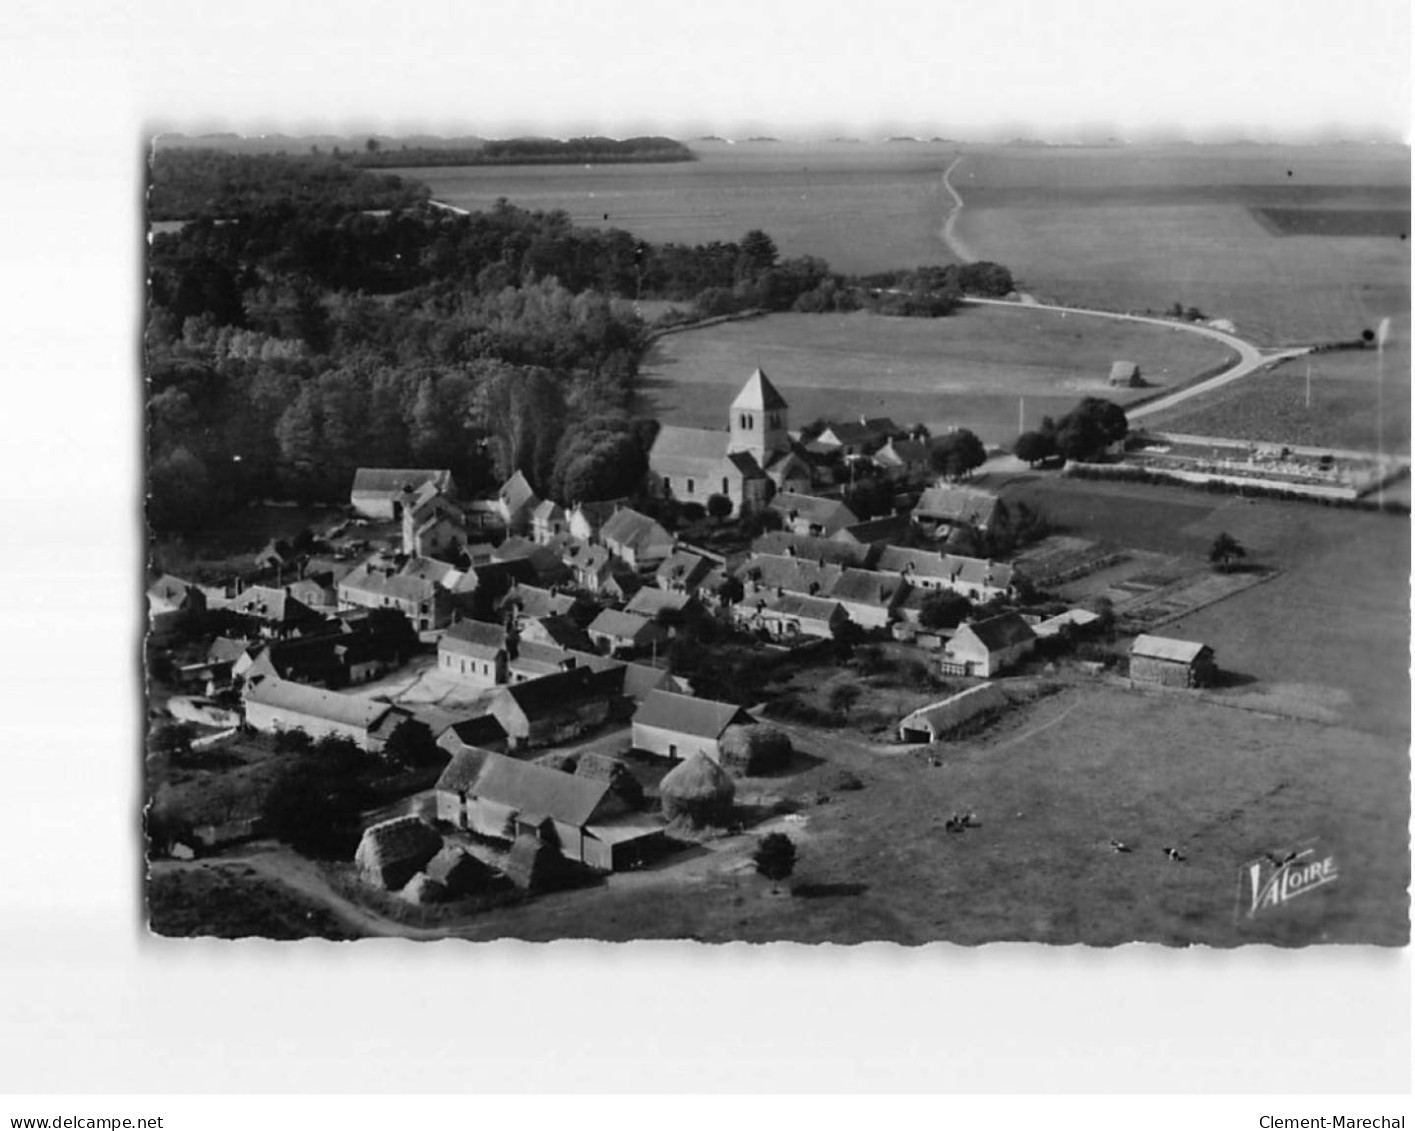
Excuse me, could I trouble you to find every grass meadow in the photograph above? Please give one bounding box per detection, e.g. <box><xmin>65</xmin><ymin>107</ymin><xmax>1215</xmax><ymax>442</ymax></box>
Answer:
<box><xmin>639</xmin><ymin>306</ymin><xmax>1233</xmax><ymax>444</ymax></box>
<box><xmin>1150</xmin><ymin>325</ymin><xmax>1412</xmax><ymax>453</ymax></box>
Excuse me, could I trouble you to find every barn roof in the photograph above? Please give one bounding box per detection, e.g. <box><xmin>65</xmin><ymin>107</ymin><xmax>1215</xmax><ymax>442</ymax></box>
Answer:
<box><xmin>913</xmin><ymin>485</ymin><xmax>1000</xmax><ymax>527</ymax></box>
<box><xmin>352</xmin><ymin>468</ymin><xmax>452</xmax><ymax>497</ymax></box>
<box><xmin>633</xmin><ymin>689</ymin><xmax>750</xmax><ymax>740</ymax></box>
<box><xmin>765</xmin><ymin>593</ymin><xmax>844</xmax><ymax>621</ymax></box>
<box><xmin>769</xmin><ymin>491</ymin><xmax>858</xmax><ymax>527</ymax></box>
<box><xmin>244</xmin><ymin>676</ymin><xmax>392</xmax><ymax>730</ymax></box>
<box><xmin>470</xmin><ymin>752</ymin><xmax>613</xmax><ymax>827</ymax></box>
<box><xmin>751</xmin><ymin>532</ymin><xmax>877</xmax><ymax>568</ymax></box>
<box><xmin>957</xmin><ymin>612</ymin><xmax>1036</xmax><ymax>652</ymax></box>
<box><xmin>1131</xmin><ymin>634</ymin><xmax>1210</xmax><ymax>663</ymax></box>
<box><xmin>502</xmin><ymin>664</ymin><xmax>624</xmax><ymax>717</ymax></box>
<box><xmin>830</xmin><ymin>568</ymin><xmax>907</xmax><ymax>606</ymax></box>
<box><xmin>625</xmin><ymin>587</ymin><xmax>693</xmax><ymax>618</ymax></box>
<box><xmin>601</xmin><ymin>507</ymin><xmax>673</xmax><ymax>554</ymax></box>
<box><xmin>731</xmin><ymin>368</ymin><xmax>788</xmax><ymax>411</ymax></box>
<box><xmin>435</xmin><ymin>747</ymin><xmax>495</xmax><ymax>793</ymax></box>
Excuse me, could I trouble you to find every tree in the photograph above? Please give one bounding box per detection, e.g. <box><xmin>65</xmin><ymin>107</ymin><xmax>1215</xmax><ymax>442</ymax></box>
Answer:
<box><xmin>706</xmin><ymin>493</ymin><xmax>734</xmax><ymax>525</ymax></box>
<box><xmin>1014</xmin><ymin>430</ymin><xmax>1056</xmax><ymax>467</ymax></box>
<box><xmin>753</xmin><ymin>832</ymin><xmax>797</xmax><ymax>881</ymax></box>
<box><xmin>919</xmin><ymin>590</ymin><xmax>973</xmax><ymax>631</ymax></box>
<box><xmin>929</xmin><ymin>428</ymin><xmax>987</xmax><ymax>480</ymax></box>
<box><xmin>1053</xmin><ymin>397</ymin><xmax>1127</xmax><ymax>462</ymax></box>
<box><xmin>1209</xmin><ymin>532</ymin><xmax>1247</xmax><ymax>572</ymax></box>
<box><xmin>150</xmin><ymin>721</ymin><xmax>195</xmax><ymax>763</ymax></box>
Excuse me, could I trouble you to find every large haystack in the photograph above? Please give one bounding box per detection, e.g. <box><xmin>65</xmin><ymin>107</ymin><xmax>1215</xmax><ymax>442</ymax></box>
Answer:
<box><xmin>719</xmin><ymin>724</ymin><xmax>793</xmax><ymax>776</ymax></box>
<box><xmin>659</xmin><ymin>752</ymin><xmax>736</xmax><ymax>827</ymax></box>
<box><xmin>354</xmin><ymin>816</ymin><xmax>443</xmax><ymax>891</ymax></box>
<box><xmin>424</xmin><ymin>844</ymin><xmax>496</xmax><ymax>897</ymax></box>
<box><xmin>399</xmin><ymin>871</ymin><xmax>448</xmax><ymax>905</ymax></box>
<box><xmin>503</xmin><ymin>832</ymin><xmax>562</xmax><ymax>891</ymax></box>
<box><xmin>576</xmin><ymin>752</ymin><xmax>645</xmax><ymax>808</ymax></box>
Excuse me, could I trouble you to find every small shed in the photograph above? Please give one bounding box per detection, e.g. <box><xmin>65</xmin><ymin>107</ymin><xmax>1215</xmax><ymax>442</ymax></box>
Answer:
<box><xmin>1129</xmin><ymin>635</ymin><xmax>1217</xmax><ymax>688</ymax></box>
<box><xmin>1108</xmin><ymin>360</ymin><xmax>1143</xmax><ymax>387</ymax></box>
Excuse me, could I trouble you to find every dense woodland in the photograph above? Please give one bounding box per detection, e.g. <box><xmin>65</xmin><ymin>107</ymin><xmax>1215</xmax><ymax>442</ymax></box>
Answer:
<box><xmin>146</xmin><ymin>152</ymin><xmax>1015</xmax><ymax>537</ymax></box>
<box><xmin>353</xmin><ymin>135</ymin><xmax>694</xmax><ymax>168</ymax></box>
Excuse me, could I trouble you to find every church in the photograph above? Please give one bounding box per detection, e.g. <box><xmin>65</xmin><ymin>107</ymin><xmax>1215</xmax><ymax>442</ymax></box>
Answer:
<box><xmin>647</xmin><ymin>369</ymin><xmax>814</xmax><ymax>515</ymax></box>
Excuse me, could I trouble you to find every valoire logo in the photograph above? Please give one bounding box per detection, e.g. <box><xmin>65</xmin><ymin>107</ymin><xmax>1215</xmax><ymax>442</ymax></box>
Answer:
<box><xmin>1238</xmin><ymin>842</ymin><xmax>1339</xmax><ymax>919</ymax></box>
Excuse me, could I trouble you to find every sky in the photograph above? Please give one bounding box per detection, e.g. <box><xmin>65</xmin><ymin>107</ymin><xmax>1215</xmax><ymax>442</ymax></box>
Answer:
<box><xmin>0</xmin><ymin>0</ymin><xmax>1409</xmax><ymax>1099</ymax></box>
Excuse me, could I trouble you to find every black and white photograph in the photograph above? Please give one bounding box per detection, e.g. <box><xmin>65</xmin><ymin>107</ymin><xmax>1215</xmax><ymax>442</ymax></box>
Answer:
<box><xmin>3</xmin><ymin>0</ymin><xmax>1411</xmax><ymax>1108</ymax></box>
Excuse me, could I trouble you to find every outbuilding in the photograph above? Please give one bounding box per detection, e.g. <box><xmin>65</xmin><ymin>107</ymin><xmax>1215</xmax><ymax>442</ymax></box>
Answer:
<box><xmin>631</xmin><ymin>690</ymin><xmax>754</xmax><ymax>763</ymax></box>
<box><xmin>942</xmin><ymin>613</ymin><xmax>1036</xmax><ymax>678</ymax></box>
<box><xmin>1129</xmin><ymin>635</ymin><xmax>1217</xmax><ymax>688</ymax></box>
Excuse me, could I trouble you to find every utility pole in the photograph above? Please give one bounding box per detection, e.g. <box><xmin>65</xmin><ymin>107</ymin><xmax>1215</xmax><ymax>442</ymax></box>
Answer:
<box><xmin>1018</xmin><ymin>395</ymin><xmax>1024</xmax><ymax>437</ymax></box>
<box><xmin>1376</xmin><ymin>319</ymin><xmax>1389</xmax><ymax>509</ymax></box>
<box><xmin>1305</xmin><ymin>360</ymin><xmax>1311</xmax><ymax>410</ymax></box>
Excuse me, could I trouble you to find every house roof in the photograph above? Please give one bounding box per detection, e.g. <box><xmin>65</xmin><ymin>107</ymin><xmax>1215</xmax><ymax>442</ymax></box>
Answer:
<box><xmin>568</xmin><ymin>499</ymin><xmax>621</xmax><ymax>531</ymax></box>
<box><xmin>731</xmin><ymin>368</ymin><xmax>788</xmax><ymax>412</ymax></box>
<box><xmin>229</xmin><ymin>585</ymin><xmax>324</xmax><ymax>624</ymax></box>
<box><xmin>521</xmin><ymin>614</ymin><xmax>596</xmax><ymax>652</ymax></box>
<box><xmin>339</xmin><ymin>566</ymin><xmax>441</xmax><ymax>606</ymax></box>
<box><xmin>634</xmin><ymin>689</ymin><xmax>750</xmax><ymax>740</ymax></box>
<box><xmin>507</xmin><ymin>585</ymin><xmax>577</xmax><ymax>620</ymax></box>
<box><xmin>435</xmin><ymin>747</ymin><xmax>495</xmax><ymax>793</ymax></box>
<box><xmin>769</xmin><ymin>491</ymin><xmax>858</xmax><ymax>528</ymax></box>
<box><xmin>470</xmin><ymin>753</ymin><xmax>613</xmax><ymax>828</ymax></box>
<box><xmin>439</xmin><ymin>714</ymin><xmax>510</xmax><ymax>751</ymax></box>
<box><xmin>834</xmin><ymin>514</ymin><xmax>914</xmax><ymax>545</ymax></box>
<box><xmin>913</xmin><ymin>485</ymin><xmax>1000</xmax><ymax>528</ymax></box>
<box><xmin>751</xmin><ymin>532</ymin><xmax>877</xmax><ymax>568</ymax></box>
<box><xmin>830</xmin><ymin>568</ymin><xmax>908</xmax><ymax>607</ymax></box>
<box><xmin>738</xmin><ymin>554</ymin><xmax>844</xmax><ymax>597</ymax></box>
<box><xmin>498</xmin><ymin>470</ymin><xmax>540</xmax><ymax>513</ymax></box>
<box><xmin>531</xmin><ymin>499</ymin><xmax>566</xmax><ymax>524</ymax></box>
<box><xmin>207</xmin><ymin>636</ymin><xmax>251</xmax><ymax>665</ymax></box>
<box><xmin>1131</xmin><ymin>634</ymin><xmax>1210</xmax><ymax>663</ymax></box>
<box><xmin>588</xmin><ymin>608</ymin><xmax>658</xmax><ymax>642</ymax></box>
<box><xmin>244</xmin><ymin>676</ymin><xmax>392</xmax><ymax>730</ymax></box>
<box><xmin>655</xmin><ymin>550</ymin><xmax>713</xmax><ymax>588</ymax></box>
<box><xmin>1033</xmin><ymin>608</ymin><xmax>1102</xmax><ymax>638</ymax></box>
<box><xmin>352</xmin><ymin>468</ymin><xmax>452</xmax><ymax>497</ymax></box>
<box><xmin>874</xmin><ymin>437</ymin><xmax>929</xmax><ymax>466</ymax></box>
<box><xmin>399</xmin><ymin>556</ymin><xmax>461</xmax><ymax>586</ymax></box>
<box><xmin>502</xmin><ymin>665</ymin><xmax>624</xmax><ymax>718</ymax></box>
<box><xmin>762</xmin><ymin>593</ymin><xmax>844</xmax><ymax>622</ymax></box>
<box><xmin>625</xmin><ymin>587</ymin><xmax>692</xmax><ymax>618</ymax></box>
<box><xmin>440</xmin><ymin>619</ymin><xmax>508</xmax><ymax>659</ymax></box>
<box><xmin>149</xmin><ymin>574</ymin><xmax>198</xmax><ymax>603</ymax></box>
<box><xmin>958</xmin><ymin>612</ymin><xmax>1036</xmax><ymax>652</ymax></box>
<box><xmin>601</xmin><ymin>508</ymin><xmax>673</xmax><ymax>554</ymax></box>
<box><xmin>1110</xmin><ymin>360</ymin><xmax>1140</xmax><ymax>379</ymax></box>
<box><xmin>876</xmin><ymin>548</ymin><xmax>1013</xmax><ymax>590</ymax></box>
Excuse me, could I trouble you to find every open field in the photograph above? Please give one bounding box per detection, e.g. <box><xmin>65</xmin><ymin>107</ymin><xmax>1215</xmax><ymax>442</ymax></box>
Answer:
<box><xmin>638</xmin><ymin>307</ymin><xmax>1233</xmax><ymax>444</ymax></box>
<box><xmin>1147</xmin><ymin>330</ymin><xmax>1412</xmax><ymax>453</ymax></box>
<box><xmin>389</xmin><ymin>141</ymin><xmax>955</xmax><ymax>275</ymax></box>
<box><xmin>430</xmin><ymin>685</ymin><xmax>1406</xmax><ymax>945</ymax></box>
<box><xmin>952</xmin><ymin>144</ymin><xmax>1410</xmax><ymax>347</ymax></box>
<box><xmin>989</xmin><ymin>472</ymin><xmax>1411</xmax><ymax>738</ymax></box>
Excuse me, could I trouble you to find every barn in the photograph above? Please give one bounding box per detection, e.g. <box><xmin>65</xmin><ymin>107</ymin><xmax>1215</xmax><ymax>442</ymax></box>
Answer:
<box><xmin>631</xmin><ymin>690</ymin><xmax>754</xmax><ymax>763</ymax></box>
<box><xmin>1108</xmin><ymin>360</ymin><xmax>1144</xmax><ymax>387</ymax></box>
<box><xmin>942</xmin><ymin>613</ymin><xmax>1036</xmax><ymax>678</ymax></box>
<box><xmin>1129</xmin><ymin>635</ymin><xmax>1217</xmax><ymax>688</ymax></box>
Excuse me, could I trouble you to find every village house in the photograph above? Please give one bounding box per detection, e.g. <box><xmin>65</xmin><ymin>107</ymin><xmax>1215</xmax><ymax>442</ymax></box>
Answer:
<box><xmin>829</xmin><ymin>568</ymin><xmax>910</xmax><ymax>628</ymax></box>
<box><xmin>632</xmin><ymin>689</ymin><xmax>755</xmax><ymax>764</ymax></box>
<box><xmin>738</xmin><ymin>554</ymin><xmax>845</xmax><ymax>603</ymax></box>
<box><xmin>600</xmin><ymin>507</ymin><xmax>675</xmax><ymax>572</ymax></box>
<box><xmin>647</xmin><ymin>369</ymin><xmax>812</xmax><ymax>516</ymax></box>
<box><xmin>448</xmin><ymin>558</ymin><xmax>538</xmax><ymax>621</ymax></box>
<box><xmin>566</xmin><ymin>499</ymin><xmax>621</xmax><ymax>542</ymax></box>
<box><xmin>587</xmin><ymin>608</ymin><xmax>669</xmax><ymax>658</ymax></box>
<box><xmin>941</xmin><ymin>612</ymin><xmax>1037</xmax><ymax>678</ymax></box>
<box><xmin>242</xmin><ymin>674</ymin><xmax>408</xmax><ymax>751</ymax></box>
<box><xmin>564</xmin><ymin>543</ymin><xmax>644</xmax><ymax>601</ymax></box>
<box><xmin>228</xmin><ymin>585</ymin><xmax>329</xmax><ymax>639</ymax></box>
<box><xmin>530</xmin><ymin>500</ymin><xmax>568</xmax><ymax>544</ymax></box>
<box><xmin>1129</xmin><ymin>635</ymin><xmax>1217</xmax><ymax>688</ymax></box>
<box><xmin>147</xmin><ymin>574</ymin><xmax>207</xmax><ymax>623</ymax></box>
<box><xmin>833</xmin><ymin>513</ymin><xmax>914</xmax><ymax>547</ymax></box>
<box><xmin>481</xmin><ymin>665</ymin><xmax>625</xmax><ymax>750</ymax></box>
<box><xmin>624</xmin><ymin>586</ymin><xmax>697</xmax><ymax>625</ymax></box>
<box><xmin>517</xmin><ymin>613</ymin><xmax>596</xmax><ymax>653</ymax></box>
<box><xmin>490</xmin><ymin>537</ymin><xmax>571</xmax><ymax>587</ymax></box>
<box><xmin>872</xmin><ymin>436</ymin><xmax>931</xmax><ymax>480</ymax></box>
<box><xmin>751</xmin><ymin>531</ymin><xmax>879</xmax><ymax>570</ymax></box>
<box><xmin>912</xmin><ymin>484</ymin><xmax>1004</xmax><ymax>542</ymax></box>
<box><xmin>769</xmin><ymin>491</ymin><xmax>860</xmax><ymax>538</ymax></box>
<box><xmin>810</xmin><ymin>416</ymin><xmax>900</xmax><ymax>457</ymax></box>
<box><xmin>439</xmin><ymin>619</ymin><xmax>511</xmax><ymax>687</ymax></box>
<box><xmin>337</xmin><ymin>562</ymin><xmax>455</xmax><ymax>632</ymax></box>
<box><xmin>283</xmin><ymin>576</ymin><xmax>338</xmax><ymax>612</ymax></box>
<box><xmin>435</xmin><ymin>715</ymin><xmax>509</xmax><ymax>760</ymax></box>
<box><xmin>876</xmin><ymin>547</ymin><xmax>1016</xmax><ymax>602</ymax></box>
<box><xmin>493</xmin><ymin>470</ymin><xmax>541</xmax><ymax>533</ymax></box>
<box><xmin>442</xmin><ymin>751</ymin><xmax>662</xmax><ymax>872</ymax></box>
<box><xmin>738</xmin><ymin>592</ymin><xmax>847</xmax><ymax>641</ymax></box>
<box><xmin>399</xmin><ymin>481</ymin><xmax>466</xmax><ymax>559</ymax></box>
<box><xmin>654</xmin><ymin>549</ymin><xmax>716</xmax><ymax>594</ymax></box>
<box><xmin>350</xmin><ymin>468</ymin><xmax>455</xmax><ymax>520</ymax></box>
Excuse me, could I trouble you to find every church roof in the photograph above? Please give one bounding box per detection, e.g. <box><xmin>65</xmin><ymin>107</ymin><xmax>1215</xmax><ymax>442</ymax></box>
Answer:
<box><xmin>731</xmin><ymin>368</ymin><xmax>788</xmax><ymax>412</ymax></box>
<box><xmin>649</xmin><ymin>426</ymin><xmax>736</xmax><ymax>479</ymax></box>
